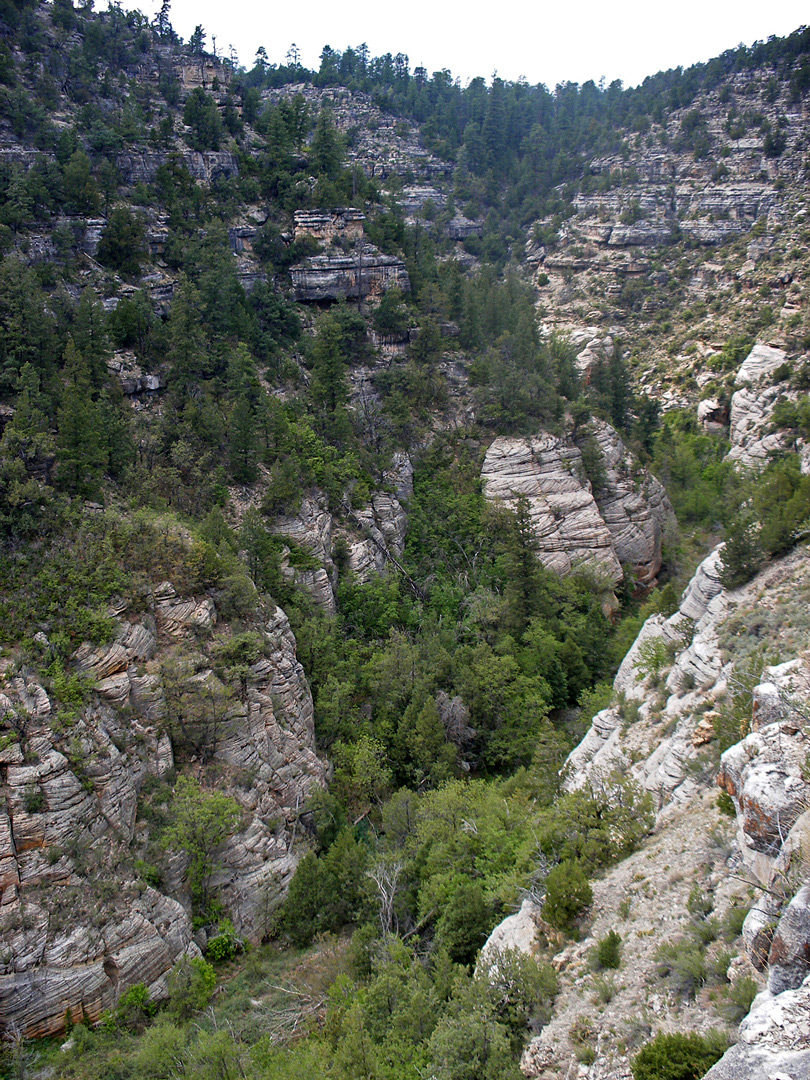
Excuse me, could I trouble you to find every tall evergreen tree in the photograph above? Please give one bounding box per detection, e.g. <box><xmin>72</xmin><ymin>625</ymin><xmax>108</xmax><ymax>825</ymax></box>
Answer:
<box><xmin>55</xmin><ymin>339</ymin><xmax>107</xmax><ymax>497</ymax></box>
<box><xmin>228</xmin><ymin>393</ymin><xmax>259</xmax><ymax>484</ymax></box>
<box><xmin>0</xmin><ymin>363</ymin><xmax>55</xmax><ymax>534</ymax></box>
<box><xmin>310</xmin><ymin>311</ymin><xmax>351</xmax><ymax>445</ymax></box>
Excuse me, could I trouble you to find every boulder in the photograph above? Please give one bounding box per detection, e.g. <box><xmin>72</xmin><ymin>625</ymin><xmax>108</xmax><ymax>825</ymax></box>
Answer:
<box><xmin>697</xmin><ymin>396</ymin><xmax>728</xmax><ymax>433</ymax></box>
<box><xmin>718</xmin><ymin>716</ymin><xmax>809</xmax><ymax>870</ymax></box>
<box><xmin>768</xmin><ymin>884</ymin><xmax>810</xmax><ymax>995</ymax></box>
<box><xmin>735</xmin><ymin>343</ymin><xmax>789</xmax><ymax>387</ymax></box>
<box><xmin>479</xmin><ymin>899</ymin><xmax>543</xmax><ymax>964</ymax></box>
<box><xmin>703</xmin><ymin>977</ymin><xmax>810</xmax><ymax>1080</ymax></box>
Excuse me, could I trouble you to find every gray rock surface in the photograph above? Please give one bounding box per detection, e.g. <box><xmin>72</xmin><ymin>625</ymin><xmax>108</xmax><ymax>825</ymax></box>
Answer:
<box><xmin>481</xmin><ymin>423</ymin><xmax>672</xmax><ymax>589</ymax></box>
<box><xmin>767</xmin><ymin>884</ymin><xmax>810</xmax><ymax>995</ymax></box>
<box><xmin>482</xmin><ymin>431</ymin><xmax>623</xmax><ymax>582</ymax></box>
<box><xmin>290</xmin><ymin>248</ymin><xmax>410</xmax><ymax>302</ymax></box>
<box><xmin>553</xmin><ymin>542</ymin><xmax>810</xmax><ymax>1078</ymax></box>
<box><xmin>269</xmin><ymin>455</ymin><xmax>413</xmax><ymax>607</ymax></box>
<box><xmin>0</xmin><ymin>592</ymin><xmax>326</xmax><ymax>1038</ymax></box>
<box><xmin>725</xmin><ymin>344</ymin><xmax>801</xmax><ymax>469</ymax></box>
<box><xmin>703</xmin><ymin>978</ymin><xmax>810</xmax><ymax>1080</ymax></box>
<box><xmin>591</xmin><ymin>421</ymin><xmax>673</xmax><ymax>586</ymax></box>
<box><xmin>479</xmin><ymin>899</ymin><xmax>544</xmax><ymax>964</ymax></box>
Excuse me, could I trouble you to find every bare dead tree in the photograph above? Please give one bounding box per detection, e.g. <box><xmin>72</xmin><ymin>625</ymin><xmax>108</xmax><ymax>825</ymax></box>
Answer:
<box><xmin>366</xmin><ymin>854</ymin><xmax>404</xmax><ymax>935</ymax></box>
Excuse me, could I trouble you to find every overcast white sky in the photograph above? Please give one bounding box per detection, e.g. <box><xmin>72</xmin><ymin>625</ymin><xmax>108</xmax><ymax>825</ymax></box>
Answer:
<box><xmin>148</xmin><ymin>0</ymin><xmax>807</xmax><ymax>90</ymax></box>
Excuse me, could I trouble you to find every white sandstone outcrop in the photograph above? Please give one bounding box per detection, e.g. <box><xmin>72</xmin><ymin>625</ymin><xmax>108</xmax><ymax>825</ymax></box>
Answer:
<box><xmin>703</xmin><ymin>977</ymin><xmax>810</xmax><ymax>1080</ymax></box>
<box><xmin>481</xmin><ymin>422</ymin><xmax>672</xmax><ymax>588</ymax></box>
<box><xmin>726</xmin><ymin>343</ymin><xmax>801</xmax><ymax>470</ymax></box>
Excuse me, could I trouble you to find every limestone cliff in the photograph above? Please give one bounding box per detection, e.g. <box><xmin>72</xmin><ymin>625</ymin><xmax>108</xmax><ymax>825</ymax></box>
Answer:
<box><xmin>269</xmin><ymin>452</ymin><xmax>414</xmax><ymax>611</ymax></box>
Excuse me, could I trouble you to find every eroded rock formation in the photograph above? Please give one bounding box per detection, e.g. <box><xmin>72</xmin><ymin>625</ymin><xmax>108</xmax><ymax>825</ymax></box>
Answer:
<box><xmin>290</xmin><ymin>247</ymin><xmax>410</xmax><ymax>303</ymax></box>
<box><xmin>481</xmin><ymin>421</ymin><xmax>673</xmax><ymax>588</ymax></box>
<box><xmin>0</xmin><ymin>591</ymin><xmax>326</xmax><ymax>1038</ymax></box>
<box><xmin>269</xmin><ymin>452</ymin><xmax>414</xmax><ymax>610</ymax></box>
<box><xmin>516</xmin><ymin>542</ymin><xmax>810</xmax><ymax>1078</ymax></box>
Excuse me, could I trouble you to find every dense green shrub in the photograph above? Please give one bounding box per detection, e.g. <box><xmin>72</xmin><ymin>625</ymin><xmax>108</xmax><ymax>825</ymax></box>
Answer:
<box><xmin>112</xmin><ymin>983</ymin><xmax>156</xmax><ymax>1034</ymax></box>
<box><xmin>543</xmin><ymin>861</ymin><xmax>593</xmax><ymax>933</ymax></box>
<box><xmin>632</xmin><ymin>1030</ymin><xmax>727</xmax><ymax>1080</ymax></box>
<box><xmin>654</xmin><ymin>938</ymin><xmax>707</xmax><ymax>999</ymax></box>
<box><xmin>205</xmin><ymin>920</ymin><xmax>243</xmax><ymax>963</ymax></box>
<box><xmin>166</xmin><ymin>956</ymin><xmax>216</xmax><ymax>1021</ymax></box>
<box><xmin>593</xmin><ymin>929</ymin><xmax>622</xmax><ymax>969</ymax></box>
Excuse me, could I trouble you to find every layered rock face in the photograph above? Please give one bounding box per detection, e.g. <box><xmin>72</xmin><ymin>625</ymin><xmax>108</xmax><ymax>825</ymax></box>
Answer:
<box><xmin>293</xmin><ymin>208</ymin><xmax>365</xmax><ymax>244</ymax></box>
<box><xmin>481</xmin><ymin>421</ymin><xmax>672</xmax><ymax>587</ymax></box>
<box><xmin>0</xmin><ymin>591</ymin><xmax>326</xmax><ymax>1038</ymax></box>
<box><xmin>270</xmin><ymin>453</ymin><xmax>414</xmax><ymax>610</ymax></box>
<box><xmin>290</xmin><ymin>248</ymin><xmax>410</xmax><ymax>303</ymax></box>
<box><xmin>726</xmin><ymin>343</ymin><xmax>798</xmax><ymax>469</ymax></box>
<box><xmin>554</xmin><ymin>67</ymin><xmax>804</xmax><ymax>267</ymax></box>
<box><xmin>115</xmin><ymin>150</ymin><xmax>239</xmax><ymax>186</ymax></box>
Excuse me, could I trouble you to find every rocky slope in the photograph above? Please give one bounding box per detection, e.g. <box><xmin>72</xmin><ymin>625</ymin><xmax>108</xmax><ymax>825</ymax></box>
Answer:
<box><xmin>474</xmin><ymin>338</ymin><xmax>810</xmax><ymax>1078</ymax></box>
<box><xmin>528</xmin><ymin>71</ymin><xmax>810</xmax><ymax>407</ymax></box>
<box><xmin>483</xmin><ymin>536</ymin><xmax>810</xmax><ymax>1079</ymax></box>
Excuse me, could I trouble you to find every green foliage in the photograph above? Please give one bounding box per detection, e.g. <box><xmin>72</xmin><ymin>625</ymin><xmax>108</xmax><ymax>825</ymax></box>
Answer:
<box><xmin>0</xmin><ymin>514</ymin><xmax>131</xmax><ymax>655</ymax></box>
<box><xmin>166</xmin><ymin>955</ymin><xmax>217</xmax><ymax>1021</ymax></box>
<box><xmin>183</xmin><ymin>88</ymin><xmax>222</xmax><ymax>150</ymax></box>
<box><xmin>205</xmin><ymin>919</ymin><xmax>243</xmax><ymax>963</ymax></box>
<box><xmin>720</xmin><ymin>975</ymin><xmax>758</xmax><ymax>1022</ymax></box>
<box><xmin>131</xmin><ymin>1019</ymin><xmax>188</xmax><ymax>1078</ymax></box>
<box><xmin>22</xmin><ymin>784</ymin><xmax>45</xmax><ymax>813</ymax></box>
<box><xmin>593</xmin><ymin>929</ymin><xmax>622</xmax><ymax>969</ymax></box>
<box><xmin>536</xmin><ymin>773</ymin><xmax>655</xmax><ymax>871</ymax></box>
<box><xmin>112</xmin><ymin>983</ymin><xmax>156</xmax><ymax>1034</ymax></box>
<box><xmin>280</xmin><ymin>828</ymin><xmax>369</xmax><ymax>946</ymax></box>
<box><xmin>2</xmin><ymin>13</ymin><xmax>805</xmax><ymax>1078</ymax></box>
<box><xmin>651</xmin><ymin>411</ymin><xmax>734</xmax><ymax>528</ymax></box>
<box><xmin>434</xmin><ymin>879</ymin><xmax>493</xmax><ymax>964</ymax></box>
<box><xmin>636</xmin><ymin>636</ymin><xmax>672</xmax><ymax>683</ymax></box>
<box><xmin>97</xmin><ymin>207</ymin><xmax>147</xmax><ymax>276</ymax></box>
<box><xmin>162</xmin><ymin>776</ymin><xmax>242</xmax><ymax>915</ymax></box>
<box><xmin>55</xmin><ymin>339</ymin><xmax>109</xmax><ymax>497</ymax></box>
<box><xmin>632</xmin><ymin>1030</ymin><xmax>727</xmax><ymax>1080</ymax></box>
<box><xmin>543</xmin><ymin>861</ymin><xmax>593</xmax><ymax>933</ymax></box>
<box><xmin>719</xmin><ymin>519</ymin><xmax>763</xmax><ymax>589</ymax></box>
<box><xmin>654</xmin><ymin>938</ymin><xmax>707</xmax><ymax>999</ymax></box>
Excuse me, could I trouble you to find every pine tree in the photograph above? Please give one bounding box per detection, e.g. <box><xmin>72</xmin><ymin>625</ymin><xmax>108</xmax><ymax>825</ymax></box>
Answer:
<box><xmin>0</xmin><ymin>363</ymin><xmax>55</xmax><ymax>535</ymax></box>
<box><xmin>228</xmin><ymin>394</ymin><xmax>258</xmax><ymax>484</ymax></box>
<box><xmin>310</xmin><ymin>108</ymin><xmax>343</xmax><ymax>180</ymax></box>
<box><xmin>71</xmin><ymin>290</ymin><xmax>110</xmax><ymax>386</ymax></box>
<box><xmin>167</xmin><ymin>275</ymin><xmax>208</xmax><ymax>401</ymax></box>
<box><xmin>310</xmin><ymin>312</ymin><xmax>351</xmax><ymax>444</ymax></box>
<box><xmin>55</xmin><ymin>339</ymin><xmax>107</xmax><ymax>498</ymax></box>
